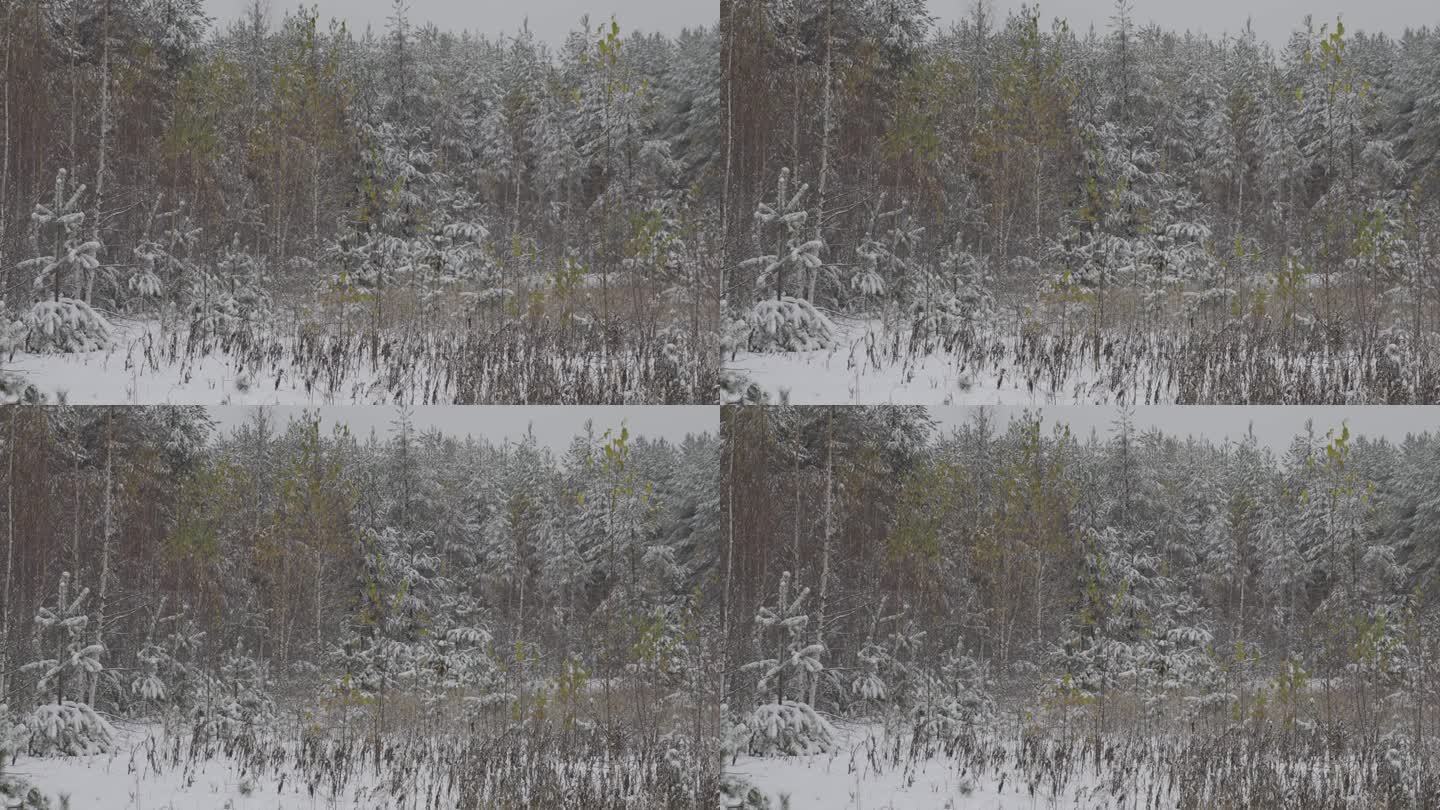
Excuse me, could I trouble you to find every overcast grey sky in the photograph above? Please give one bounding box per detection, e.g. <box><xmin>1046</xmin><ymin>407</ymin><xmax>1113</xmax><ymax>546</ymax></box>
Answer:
<box><xmin>965</xmin><ymin>1</ymin><xmax>1431</xmax><ymax>46</ymax></box>
<box><xmin>934</xmin><ymin>406</ymin><xmax>1440</xmax><ymax>452</ymax></box>
<box><xmin>201</xmin><ymin>1</ymin><xmax>1434</xmax><ymax>50</ymax></box>
<box><xmin>204</xmin><ymin>0</ymin><xmax>713</xmax><ymax>46</ymax></box>
<box><xmin>209</xmin><ymin>406</ymin><xmax>715</xmax><ymax>450</ymax></box>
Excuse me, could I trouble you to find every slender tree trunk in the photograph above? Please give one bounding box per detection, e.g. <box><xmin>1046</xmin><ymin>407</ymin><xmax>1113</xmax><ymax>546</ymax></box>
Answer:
<box><xmin>314</xmin><ymin>558</ymin><xmax>323</xmax><ymax>650</ymax></box>
<box><xmin>721</xmin><ymin>412</ymin><xmax>736</xmax><ymax>707</ymax></box>
<box><xmin>791</xmin><ymin>445</ymin><xmax>801</xmax><ymax>571</ymax></box>
<box><xmin>808</xmin><ymin>409</ymin><xmax>833</xmax><ymax>707</ymax></box>
<box><xmin>1</xmin><ymin>411</ymin><xmax>14</xmax><ymax>703</ymax></box>
<box><xmin>516</xmin><ymin>525</ymin><xmax>526</xmax><ymax>644</ymax></box>
<box><xmin>721</xmin><ymin>0</ymin><xmax>735</xmax><ymax>252</ymax></box>
<box><xmin>808</xmin><ymin>0</ymin><xmax>833</xmax><ymax>303</ymax></box>
<box><xmin>0</xmin><ymin>5</ymin><xmax>12</xmax><ymax>288</ymax></box>
<box><xmin>88</xmin><ymin>0</ymin><xmax>112</xmax><ymax>305</ymax></box>
<box><xmin>88</xmin><ymin>409</ymin><xmax>114</xmax><ymax>706</ymax></box>
<box><xmin>790</xmin><ymin>1</ymin><xmax>801</xmax><ymax>177</ymax></box>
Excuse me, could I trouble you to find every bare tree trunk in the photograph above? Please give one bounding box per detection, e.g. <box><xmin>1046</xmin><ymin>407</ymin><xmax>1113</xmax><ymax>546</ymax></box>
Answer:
<box><xmin>790</xmin><ymin>1</ymin><xmax>801</xmax><ymax>179</ymax></box>
<box><xmin>808</xmin><ymin>0</ymin><xmax>833</xmax><ymax>303</ymax></box>
<box><xmin>89</xmin><ymin>409</ymin><xmax>114</xmax><ymax>706</ymax></box>
<box><xmin>88</xmin><ymin>0</ymin><xmax>112</xmax><ymax>305</ymax></box>
<box><xmin>1</xmin><ymin>411</ymin><xmax>14</xmax><ymax>703</ymax></box>
<box><xmin>721</xmin><ymin>412</ymin><xmax>736</xmax><ymax>706</ymax></box>
<box><xmin>516</xmin><ymin>526</ymin><xmax>526</xmax><ymax>644</ymax></box>
<box><xmin>721</xmin><ymin>0</ymin><xmax>735</xmax><ymax>251</ymax></box>
<box><xmin>0</xmin><ymin>5</ymin><xmax>12</xmax><ymax>287</ymax></box>
<box><xmin>314</xmin><ymin>558</ymin><xmax>324</xmax><ymax>650</ymax></box>
<box><xmin>808</xmin><ymin>409</ymin><xmax>833</xmax><ymax>707</ymax></box>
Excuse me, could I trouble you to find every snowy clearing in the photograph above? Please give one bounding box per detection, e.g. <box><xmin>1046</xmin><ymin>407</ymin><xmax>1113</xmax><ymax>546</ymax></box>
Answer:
<box><xmin>5</xmin><ymin>316</ymin><xmax>707</xmax><ymax>405</ymax></box>
<box><xmin>725</xmin><ymin>314</ymin><xmax>1434</xmax><ymax>405</ymax></box>
<box><xmin>728</xmin><ymin>722</ymin><xmax>1112</xmax><ymax>810</ymax></box>
<box><xmin>13</xmin><ymin>723</ymin><xmax>386</xmax><ymax>810</ymax></box>
<box><xmin>13</xmin><ymin>719</ymin><xmax>710</xmax><ymax>810</ymax></box>
<box><xmin>726</xmin><ymin>719</ymin><xmax>1440</xmax><ymax>810</ymax></box>
<box><xmin>725</xmin><ymin>317</ymin><xmax>1083</xmax><ymax>406</ymax></box>
<box><xmin>5</xmin><ymin>320</ymin><xmax>371</xmax><ymax>405</ymax></box>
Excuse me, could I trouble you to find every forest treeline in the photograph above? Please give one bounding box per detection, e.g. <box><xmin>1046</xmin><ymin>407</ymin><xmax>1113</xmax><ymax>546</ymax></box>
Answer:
<box><xmin>721</xmin><ymin>405</ymin><xmax>1440</xmax><ymax>794</ymax></box>
<box><xmin>0</xmin><ymin>0</ymin><xmax>719</xmax><ymax>402</ymax></box>
<box><xmin>0</xmin><ymin>407</ymin><xmax>720</xmax><ymax>804</ymax></box>
<box><xmin>721</xmin><ymin>0</ymin><xmax>1440</xmax><ymax>402</ymax></box>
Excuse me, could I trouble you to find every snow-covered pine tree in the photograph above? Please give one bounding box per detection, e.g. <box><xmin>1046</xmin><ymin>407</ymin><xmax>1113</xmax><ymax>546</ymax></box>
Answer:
<box><xmin>910</xmin><ymin>236</ymin><xmax>994</xmax><ymax>349</ymax></box>
<box><xmin>130</xmin><ymin>606</ymin><xmax>169</xmax><ymax>710</ymax></box>
<box><xmin>742</xmin><ymin>571</ymin><xmax>833</xmax><ymax>755</ymax></box>
<box><xmin>128</xmin><ymin>598</ymin><xmax>203</xmax><ymax>717</ymax></box>
<box><xmin>742</xmin><ymin>169</ymin><xmax>835</xmax><ymax>352</ymax></box>
<box><xmin>194</xmin><ymin>640</ymin><xmax>273</xmax><ymax>745</ymax></box>
<box><xmin>193</xmin><ymin>234</ymin><xmax>270</xmax><ymax>340</ymax></box>
<box><xmin>22</xmin><ymin>572</ymin><xmax>113</xmax><ymax>756</ymax></box>
<box><xmin>128</xmin><ymin>198</ymin><xmax>169</xmax><ymax>306</ymax></box>
<box><xmin>19</xmin><ymin>171</ymin><xmax>111</xmax><ymax>353</ymax></box>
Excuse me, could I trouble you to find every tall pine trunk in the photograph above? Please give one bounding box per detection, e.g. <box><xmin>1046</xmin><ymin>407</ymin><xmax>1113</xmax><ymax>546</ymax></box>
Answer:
<box><xmin>88</xmin><ymin>0</ymin><xmax>112</xmax><ymax>305</ymax></box>
<box><xmin>808</xmin><ymin>0</ymin><xmax>833</xmax><ymax>303</ymax></box>
<box><xmin>1</xmin><ymin>411</ymin><xmax>13</xmax><ymax>703</ymax></box>
<box><xmin>721</xmin><ymin>411</ymin><xmax>736</xmax><ymax>707</ymax></box>
<box><xmin>89</xmin><ymin>410</ymin><xmax>114</xmax><ymax>706</ymax></box>
<box><xmin>0</xmin><ymin>4</ymin><xmax>11</xmax><ymax>288</ymax></box>
<box><xmin>808</xmin><ymin>409</ymin><xmax>833</xmax><ymax>707</ymax></box>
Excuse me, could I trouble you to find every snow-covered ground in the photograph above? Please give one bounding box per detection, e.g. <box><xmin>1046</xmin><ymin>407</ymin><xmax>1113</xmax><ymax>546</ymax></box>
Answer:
<box><xmin>729</xmin><ymin>719</ymin><xmax>1440</xmax><ymax>809</ymax></box>
<box><xmin>12</xmin><ymin>719</ymin><xmax>704</xmax><ymax>809</ymax></box>
<box><xmin>10</xmin><ymin>723</ymin><xmax>399</xmax><ymax>809</ymax></box>
<box><xmin>726</xmin><ymin>318</ymin><xmax>1097</xmax><ymax>406</ymax></box>
<box><xmin>725</xmin><ymin>315</ymin><xmax>1425</xmax><ymax>405</ymax></box>
<box><xmin>6</xmin><ymin>319</ymin><xmax>393</xmax><ymax>405</ymax></box>
<box><xmin>727</xmin><ymin>723</ymin><xmax>1117</xmax><ymax>810</ymax></box>
<box><xmin>6</xmin><ymin>315</ymin><xmax>703</xmax><ymax>405</ymax></box>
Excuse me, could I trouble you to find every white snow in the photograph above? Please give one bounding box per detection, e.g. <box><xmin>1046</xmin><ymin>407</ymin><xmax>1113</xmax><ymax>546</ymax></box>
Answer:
<box><xmin>727</xmin><ymin>318</ymin><xmax>1098</xmax><ymax>406</ymax></box>
<box><xmin>5</xmin><ymin>320</ymin><xmax>392</xmax><ymax>405</ymax></box>
<box><xmin>11</xmin><ymin>723</ymin><xmax>386</xmax><ymax>809</ymax></box>
<box><xmin>728</xmin><ymin>722</ymin><xmax>1117</xmax><ymax>810</ymax></box>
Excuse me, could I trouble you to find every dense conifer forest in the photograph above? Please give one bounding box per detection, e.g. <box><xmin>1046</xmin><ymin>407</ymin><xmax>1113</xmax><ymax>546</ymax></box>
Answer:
<box><xmin>0</xmin><ymin>1</ymin><xmax>719</xmax><ymax>403</ymax></box>
<box><xmin>0</xmin><ymin>406</ymin><xmax>721</xmax><ymax>807</ymax></box>
<box><xmin>721</xmin><ymin>405</ymin><xmax>1440</xmax><ymax>806</ymax></box>
<box><xmin>721</xmin><ymin>0</ymin><xmax>1440</xmax><ymax>404</ymax></box>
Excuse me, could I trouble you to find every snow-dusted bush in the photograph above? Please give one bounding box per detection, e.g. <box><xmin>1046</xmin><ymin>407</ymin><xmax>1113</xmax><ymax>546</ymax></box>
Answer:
<box><xmin>25</xmin><ymin>701</ymin><xmax>114</xmax><ymax>757</ymax></box>
<box><xmin>746</xmin><ymin>701</ymin><xmax>835</xmax><ymax>756</ymax></box>
<box><xmin>909</xmin><ymin>246</ymin><xmax>994</xmax><ymax>346</ymax></box>
<box><xmin>187</xmin><ymin>237</ymin><xmax>272</xmax><ymax>340</ymax></box>
<box><xmin>719</xmin><ymin>771</ymin><xmax>772</xmax><ymax>809</ymax></box>
<box><xmin>719</xmin><ymin>371</ymin><xmax>770</xmax><ymax>405</ymax></box>
<box><xmin>19</xmin><ymin>170</ymin><xmax>109</xmax><ymax>354</ymax></box>
<box><xmin>190</xmin><ymin>642</ymin><xmax>274</xmax><ymax>745</ymax></box>
<box><xmin>912</xmin><ymin>686</ymin><xmax>994</xmax><ymax>746</ymax></box>
<box><xmin>721</xmin><ymin>707</ymin><xmax>751</xmax><ymax>763</ymax></box>
<box><xmin>851</xmin><ymin>640</ymin><xmax>887</xmax><ymax>703</ymax></box>
<box><xmin>24</xmin><ymin>299</ymin><xmax>112</xmax><ymax>353</ymax></box>
<box><xmin>0</xmin><ymin>306</ymin><xmax>36</xmax><ymax>401</ymax></box>
<box><xmin>0</xmin><ymin>708</ymin><xmax>24</xmax><ymax>756</ymax></box>
<box><xmin>742</xmin><ymin>572</ymin><xmax>835</xmax><ymax>756</ymax></box>
<box><xmin>747</xmin><ymin>297</ymin><xmax>836</xmax><ymax>352</ymax></box>
<box><xmin>0</xmin><ymin>737</ymin><xmax>49</xmax><ymax>809</ymax></box>
<box><xmin>22</xmin><ymin>572</ymin><xmax>113</xmax><ymax>756</ymax></box>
